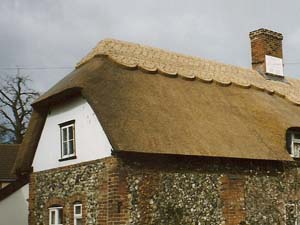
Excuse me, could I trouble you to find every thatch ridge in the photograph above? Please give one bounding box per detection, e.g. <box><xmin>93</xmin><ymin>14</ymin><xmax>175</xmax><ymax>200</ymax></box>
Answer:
<box><xmin>77</xmin><ymin>38</ymin><xmax>300</xmax><ymax>106</ymax></box>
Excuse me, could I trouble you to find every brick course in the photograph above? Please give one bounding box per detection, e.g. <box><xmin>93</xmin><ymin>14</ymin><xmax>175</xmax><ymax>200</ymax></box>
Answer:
<box><xmin>220</xmin><ymin>174</ymin><xmax>246</xmax><ymax>224</ymax></box>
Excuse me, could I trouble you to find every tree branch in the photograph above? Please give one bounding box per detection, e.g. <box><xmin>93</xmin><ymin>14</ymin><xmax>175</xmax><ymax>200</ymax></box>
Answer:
<box><xmin>0</xmin><ymin>75</ymin><xmax>39</xmax><ymax>143</ymax></box>
<box><xmin>0</xmin><ymin>124</ymin><xmax>14</xmax><ymax>134</ymax></box>
<box><xmin>0</xmin><ymin>109</ymin><xmax>16</xmax><ymax>129</ymax></box>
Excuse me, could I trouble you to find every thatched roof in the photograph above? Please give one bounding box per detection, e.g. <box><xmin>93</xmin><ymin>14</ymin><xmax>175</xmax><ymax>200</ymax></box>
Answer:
<box><xmin>77</xmin><ymin>39</ymin><xmax>300</xmax><ymax>105</ymax></box>
<box><xmin>15</xmin><ymin>38</ymin><xmax>300</xmax><ymax>172</ymax></box>
<box><xmin>0</xmin><ymin>144</ymin><xmax>29</xmax><ymax>202</ymax></box>
<box><xmin>0</xmin><ymin>144</ymin><xmax>19</xmax><ymax>180</ymax></box>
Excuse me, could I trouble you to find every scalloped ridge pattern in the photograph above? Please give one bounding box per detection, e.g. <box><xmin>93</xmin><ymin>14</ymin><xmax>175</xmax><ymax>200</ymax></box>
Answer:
<box><xmin>77</xmin><ymin>38</ymin><xmax>300</xmax><ymax>106</ymax></box>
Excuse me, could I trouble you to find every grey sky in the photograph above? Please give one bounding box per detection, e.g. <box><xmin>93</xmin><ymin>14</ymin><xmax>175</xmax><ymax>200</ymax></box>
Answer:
<box><xmin>1</xmin><ymin>0</ymin><xmax>300</xmax><ymax>93</ymax></box>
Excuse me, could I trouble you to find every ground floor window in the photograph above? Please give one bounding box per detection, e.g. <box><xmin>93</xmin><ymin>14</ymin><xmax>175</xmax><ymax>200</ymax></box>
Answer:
<box><xmin>49</xmin><ymin>207</ymin><xmax>63</xmax><ymax>225</ymax></box>
<box><xmin>286</xmin><ymin>201</ymin><xmax>300</xmax><ymax>225</ymax></box>
<box><xmin>74</xmin><ymin>203</ymin><xmax>82</xmax><ymax>225</ymax></box>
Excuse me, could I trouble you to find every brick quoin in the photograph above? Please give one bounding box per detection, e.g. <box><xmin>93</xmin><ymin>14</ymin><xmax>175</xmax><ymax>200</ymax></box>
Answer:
<box><xmin>106</xmin><ymin>157</ymin><xmax>130</xmax><ymax>225</ymax></box>
<box><xmin>98</xmin><ymin>168</ymin><xmax>109</xmax><ymax>225</ymax></box>
<box><xmin>220</xmin><ymin>174</ymin><xmax>246</xmax><ymax>225</ymax></box>
<box><xmin>28</xmin><ymin>173</ymin><xmax>36</xmax><ymax>225</ymax></box>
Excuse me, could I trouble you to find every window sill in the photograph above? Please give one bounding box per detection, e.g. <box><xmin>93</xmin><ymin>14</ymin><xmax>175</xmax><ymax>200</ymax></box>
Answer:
<box><xmin>58</xmin><ymin>155</ymin><xmax>77</xmax><ymax>162</ymax></box>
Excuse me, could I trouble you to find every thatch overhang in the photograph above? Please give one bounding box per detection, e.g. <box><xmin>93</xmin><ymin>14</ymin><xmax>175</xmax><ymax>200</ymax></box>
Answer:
<box><xmin>15</xmin><ymin>39</ymin><xmax>300</xmax><ymax>172</ymax></box>
<box><xmin>0</xmin><ymin>144</ymin><xmax>20</xmax><ymax>181</ymax></box>
<box><xmin>0</xmin><ymin>144</ymin><xmax>30</xmax><ymax>201</ymax></box>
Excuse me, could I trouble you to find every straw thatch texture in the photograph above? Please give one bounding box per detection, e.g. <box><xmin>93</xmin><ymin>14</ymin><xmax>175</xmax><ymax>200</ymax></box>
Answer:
<box><xmin>77</xmin><ymin>39</ymin><xmax>300</xmax><ymax>105</ymax></box>
<box><xmin>15</xmin><ymin>39</ymin><xmax>300</xmax><ymax>172</ymax></box>
<box><xmin>0</xmin><ymin>144</ymin><xmax>19</xmax><ymax>180</ymax></box>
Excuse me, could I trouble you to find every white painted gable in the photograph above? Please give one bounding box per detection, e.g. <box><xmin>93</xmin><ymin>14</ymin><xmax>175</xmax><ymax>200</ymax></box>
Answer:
<box><xmin>32</xmin><ymin>96</ymin><xmax>112</xmax><ymax>172</ymax></box>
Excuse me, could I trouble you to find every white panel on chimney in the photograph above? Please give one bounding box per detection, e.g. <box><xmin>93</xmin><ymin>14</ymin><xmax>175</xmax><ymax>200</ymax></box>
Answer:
<box><xmin>265</xmin><ymin>55</ymin><xmax>284</xmax><ymax>76</ymax></box>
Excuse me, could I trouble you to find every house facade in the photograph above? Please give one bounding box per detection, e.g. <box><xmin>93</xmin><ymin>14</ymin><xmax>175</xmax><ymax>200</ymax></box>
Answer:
<box><xmin>14</xmin><ymin>28</ymin><xmax>300</xmax><ymax>225</ymax></box>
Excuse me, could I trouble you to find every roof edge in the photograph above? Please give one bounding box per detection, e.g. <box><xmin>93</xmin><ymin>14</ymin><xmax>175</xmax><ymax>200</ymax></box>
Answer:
<box><xmin>112</xmin><ymin>148</ymin><xmax>293</xmax><ymax>162</ymax></box>
<box><xmin>33</xmin><ymin>87</ymin><xmax>83</xmax><ymax>109</ymax></box>
<box><xmin>0</xmin><ymin>176</ymin><xmax>28</xmax><ymax>201</ymax></box>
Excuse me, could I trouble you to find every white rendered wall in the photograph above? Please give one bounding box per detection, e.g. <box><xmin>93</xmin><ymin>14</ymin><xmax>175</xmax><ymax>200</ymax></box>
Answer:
<box><xmin>33</xmin><ymin>96</ymin><xmax>112</xmax><ymax>172</ymax></box>
<box><xmin>0</xmin><ymin>184</ymin><xmax>29</xmax><ymax>225</ymax></box>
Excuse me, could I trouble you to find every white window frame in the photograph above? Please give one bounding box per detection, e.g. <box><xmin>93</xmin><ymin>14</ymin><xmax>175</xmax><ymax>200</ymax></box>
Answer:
<box><xmin>74</xmin><ymin>203</ymin><xmax>82</xmax><ymax>225</ymax></box>
<box><xmin>60</xmin><ymin>121</ymin><xmax>76</xmax><ymax>159</ymax></box>
<box><xmin>291</xmin><ymin>132</ymin><xmax>300</xmax><ymax>158</ymax></box>
<box><xmin>49</xmin><ymin>207</ymin><xmax>63</xmax><ymax>225</ymax></box>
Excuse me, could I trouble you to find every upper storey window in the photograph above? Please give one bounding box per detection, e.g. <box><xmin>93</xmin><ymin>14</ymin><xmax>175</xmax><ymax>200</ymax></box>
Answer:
<box><xmin>59</xmin><ymin>120</ymin><xmax>76</xmax><ymax>160</ymax></box>
<box><xmin>291</xmin><ymin>132</ymin><xmax>300</xmax><ymax>158</ymax></box>
<box><xmin>287</xmin><ymin>128</ymin><xmax>300</xmax><ymax>158</ymax></box>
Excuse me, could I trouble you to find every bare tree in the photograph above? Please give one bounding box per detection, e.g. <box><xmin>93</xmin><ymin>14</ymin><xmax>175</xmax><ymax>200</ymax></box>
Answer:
<box><xmin>0</xmin><ymin>75</ymin><xmax>39</xmax><ymax>144</ymax></box>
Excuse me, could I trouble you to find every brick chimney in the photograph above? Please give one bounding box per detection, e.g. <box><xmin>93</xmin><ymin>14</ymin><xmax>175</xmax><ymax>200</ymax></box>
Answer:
<box><xmin>249</xmin><ymin>28</ymin><xmax>284</xmax><ymax>77</ymax></box>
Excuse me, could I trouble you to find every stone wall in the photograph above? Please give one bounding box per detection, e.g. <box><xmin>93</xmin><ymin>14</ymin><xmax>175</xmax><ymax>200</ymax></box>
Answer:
<box><xmin>29</xmin><ymin>157</ymin><xmax>129</xmax><ymax>225</ymax></box>
<box><xmin>121</xmin><ymin>154</ymin><xmax>300</xmax><ymax>225</ymax></box>
<box><xmin>29</xmin><ymin>154</ymin><xmax>300</xmax><ymax>225</ymax></box>
<box><xmin>125</xmin><ymin>158</ymin><xmax>223</xmax><ymax>225</ymax></box>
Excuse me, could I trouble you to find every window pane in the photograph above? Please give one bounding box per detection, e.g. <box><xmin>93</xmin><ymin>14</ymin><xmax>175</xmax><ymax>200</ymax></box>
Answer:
<box><xmin>62</xmin><ymin>128</ymin><xmax>67</xmax><ymax>141</ymax></box>
<box><xmin>50</xmin><ymin>210</ymin><xmax>55</xmax><ymax>225</ymax></box>
<box><xmin>294</xmin><ymin>143</ymin><xmax>300</xmax><ymax>150</ymax></box>
<box><xmin>63</xmin><ymin>142</ymin><xmax>68</xmax><ymax>156</ymax></box>
<box><xmin>294</xmin><ymin>133</ymin><xmax>300</xmax><ymax>139</ymax></box>
<box><xmin>76</xmin><ymin>218</ymin><xmax>82</xmax><ymax>225</ymax></box>
<box><xmin>68</xmin><ymin>126</ymin><xmax>74</xmax><ymax>140</ymax></box>
<box><xmin>293</xmin><ymin>143</ymin><xmax>300</xmax><ymax>157</ymax></box>
<box><xmin>69</xmin><ymin>141</ymin><xmax>74</xmax><ymax>154</ymax></box>
<box><xmin>57</xmin><ymin>208</ymin><xmax>63</xmax><ymax>224</ymax></box>
<box><xmin>75</xmin><ymin>205</ymin><xmax>81</xmax><ymax>214</ymax></box>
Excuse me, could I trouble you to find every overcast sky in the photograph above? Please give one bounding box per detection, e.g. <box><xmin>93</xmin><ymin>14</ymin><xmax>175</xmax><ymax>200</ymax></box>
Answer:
<box><xmin>1</xmin><ymin>0</ymin><xmax>300</xmax><ymax>93</ymax></box>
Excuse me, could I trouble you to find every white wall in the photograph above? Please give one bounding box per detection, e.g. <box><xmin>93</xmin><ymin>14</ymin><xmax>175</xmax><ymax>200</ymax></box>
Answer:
<box><xmin>0</xmin><ymin>184</ymin><xmax>29</xmax><ymax>225</ymax></box>
<box><xmin>33</xmin><ymin>96</ymin><xmax>112</xmax><ymax>172</ymax></box>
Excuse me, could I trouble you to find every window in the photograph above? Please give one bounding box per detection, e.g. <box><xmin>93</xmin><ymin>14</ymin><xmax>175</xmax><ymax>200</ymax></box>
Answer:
<box><xmin>286</xmin><ymin>128</ymin><xmax>300</xmax><ymax>158</ymax></box>
<box><xmin>59</xmin><ymin>120</ymin><xmax>76</xmax><ymax>160</ymax></box>
<box><xmin>49</xmin><ymin>207</ymin><xmax>63</xmax><ymax>225</ymax></box>
<box><xmin>291</xmin><ymin>132</ymin><xmax>300</xmax><ymax>158</ymax></box>
<box><xmin>74</xmin><ymin>203</ymin><xmax>82</xmax><ymax>225</ymax></box>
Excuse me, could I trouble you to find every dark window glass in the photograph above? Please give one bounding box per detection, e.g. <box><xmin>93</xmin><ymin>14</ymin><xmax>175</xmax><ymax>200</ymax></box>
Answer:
<box><xmin>69</xmin><ymin>141</ymin><xmax>74</xmax><ymax>154</ymax></box>
<box><xmin>68</xmin><ymin>126</ymin><xmax>73</xmax><ymax>140</ymax></box>
<box><xmin>63</xmin><ymin>143</ymin><xmax>68</xmax><ymax>155</ymax></box>
<box><xmin>76</xmin><ymin>219</ymin><xmax>82</xmax><ymax>225</ymax></box>
<box><xmin>294</xmin><ymin>133</ymin><xmax>300</xmax><ymax>139</ymax></box>
<box><xmin>57</xmin><ymin>208</ymin><xmax>63</xmax><ymax>224</ymax></box>
<box><xmin>63</xmin><ymin>128</ymin><xmax>67</xmax><ymax>142</ymax></box>
<box><xmin>50</xmin><ymin>211</ymin><xmax>55</xmax><ymax>225</ymax></box>
<box><xmin>75</xmin><ymin>205</ymin><xmax>81</xmax><ymax>214</ymax></box>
